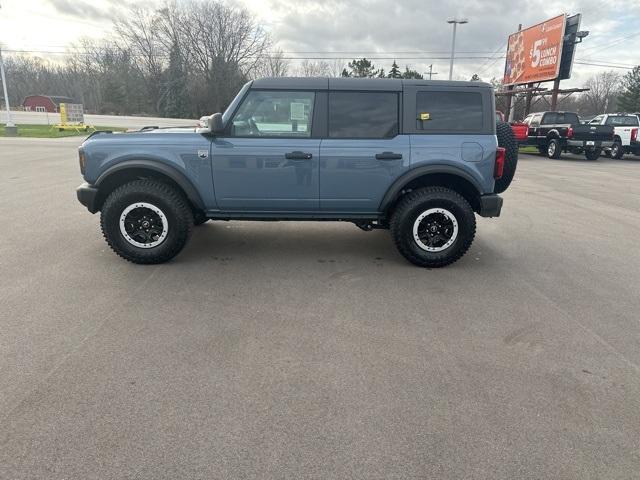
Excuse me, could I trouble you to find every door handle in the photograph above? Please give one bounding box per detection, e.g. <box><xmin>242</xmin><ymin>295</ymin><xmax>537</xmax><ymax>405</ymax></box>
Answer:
<box><xmin>285</xmin><ymin>151</ymin><xmax>313</xmax><ymax>160</ymax></box>
<box><xmin>375</xmin><ymin>152</ymin><xmax>403</xmax><ymax>160</ymax></box>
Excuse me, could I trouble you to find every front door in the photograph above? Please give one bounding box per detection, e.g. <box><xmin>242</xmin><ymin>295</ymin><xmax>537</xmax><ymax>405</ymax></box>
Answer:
<box><xmin>320</xmin><ymin>90</ymin><xmax>409</xmax><ymax>213</ymax></box>
<box><xmin>212</xmin><ymin>89</ymin><xmax>319</xmax><ymax>212</ymax></box>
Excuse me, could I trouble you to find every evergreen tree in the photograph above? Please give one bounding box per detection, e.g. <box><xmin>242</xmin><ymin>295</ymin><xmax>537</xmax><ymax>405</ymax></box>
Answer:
<box><xmin>387</xmin><ymin>61</ymin><xmax>402</xmax><ymax>79</ymax></box>
<box><xmin>470</xmin><ymin>73</ymin><xmax>481</xmax><ymax>81</ymax></box>
<box><xmin>341</xmin><ymin>68</ymin><xmax>351</xmax><ymax>78</ymax></box>
<box><xmin>402</xmin><ymin>67</ymin><xmax>424</xmax><ymax>80</ymax></box>
<box><xmin>618</xmin><ymin>66</ymin><xmax>640</xmax><ymax>112</ymax></box>
<box><xmin>162</xmin><ymin>42</ymin><xmax>189</xmax><ymax>118</ymax></box>
<box><xmin>345</xmin><ymin>58</ymin><xmax>380</xmax><ymax>77</ymax></box>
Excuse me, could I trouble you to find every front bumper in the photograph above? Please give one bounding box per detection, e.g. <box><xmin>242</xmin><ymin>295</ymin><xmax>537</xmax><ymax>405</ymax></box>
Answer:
<box><xmin>567</xmin><ymin>139</ymin><xmax>614</xmax><ymax>149</ymax></box>
<box><xmin>76</xmin><ymin>183</ymin><xmax>99</xmax><ymax>213</ymax></box>
<box><xmin>479</xmin><ymin>194</ymin><xmax>503</xmax><ymax>218</ymax></box>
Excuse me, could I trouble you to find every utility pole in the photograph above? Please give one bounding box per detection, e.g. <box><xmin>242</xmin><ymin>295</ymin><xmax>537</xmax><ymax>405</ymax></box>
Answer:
<box><xmin>427</xmin><ymin>64</ymin><xmax>438</xmax><ymax>80</ymax></box>
<box><xmin>447</xmin><ymin>18</ymin><xmax>468</xmax><ymax>80</ymax></box>
<box><xmin>0</xmin><ymin>0</ymin><xmax>17</xmax><ymax>136</ymax></box>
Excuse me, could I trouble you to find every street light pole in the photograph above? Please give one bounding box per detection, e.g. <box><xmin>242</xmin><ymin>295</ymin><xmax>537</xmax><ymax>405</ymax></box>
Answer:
<box><xmin>447</xmin><ymin>18</ymin><xmax>468</xmax><ymax>80</ymax></box>
<box><xmin>0</xmin><ymin>46</ymin><xmax>16</xmax><ymax>133</ymax></box>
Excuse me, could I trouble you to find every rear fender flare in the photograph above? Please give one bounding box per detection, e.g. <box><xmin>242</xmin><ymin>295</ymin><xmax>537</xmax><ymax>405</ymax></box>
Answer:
<box><xmin>379</xmin><ymin>165</ymin><xmax>483</xmax><ymax>213</ymax></box>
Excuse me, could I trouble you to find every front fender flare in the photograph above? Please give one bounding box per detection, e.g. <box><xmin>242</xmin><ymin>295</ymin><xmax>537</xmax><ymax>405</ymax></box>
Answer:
<box><xmin>379</xmin><ymin>165</ymin><xmax>483</xmax><ymax>213</ymax></box>
<box><xmin>95</xmin><ymin>159</ymin><xmax>205</xmax><ymax>210</ymax></box>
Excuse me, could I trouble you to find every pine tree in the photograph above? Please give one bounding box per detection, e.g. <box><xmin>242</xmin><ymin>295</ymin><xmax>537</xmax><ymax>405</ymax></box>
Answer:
<box><xmin>346</xmin><ymin>58</ymin><xmax>380</xmax><ymax>77</ymax></box>
<box><xmin>162</xmin><ymin>42</ymin><xmax>189</xmax><ymax>118</ymax></box>
<box><xmin>402</xmin><ymin>67</ymin><xmax>424</xmax><ymax>80</ymax></box>
<box><xmin>387</xmin><ymin>61</ymin><xmax>402</xmax><ymax>79</ymax></box>
<box><xmin>618</xmin><ymin>66</ymin><xmax>640</xmax><ymax>112</ymax></box>
<box><xmin>470</xmin><ymin>73</ymin><xmax>481</xmax><ymax>81</ymax></box>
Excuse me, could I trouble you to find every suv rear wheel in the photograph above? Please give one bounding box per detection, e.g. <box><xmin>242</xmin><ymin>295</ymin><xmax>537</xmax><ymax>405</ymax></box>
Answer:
<box><xmin>390</xmin><ymin>187</ymin><xmax>476</xmax><ymax>268</ymax></box>
<box><xmin>100</xmin><ymin>179</ymin><xmax>194</xmax><ymax>264</ymax></box>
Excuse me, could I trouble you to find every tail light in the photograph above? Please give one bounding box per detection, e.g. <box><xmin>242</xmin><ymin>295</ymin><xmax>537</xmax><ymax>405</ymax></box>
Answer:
<box><xmin>567</xmin><ymin>127</ymin><xmax>573</xmax><ymax>139</ymax></box>
<box><xmin>494</xmin><ymin>147</ymin><xmax>505</xmax><ymax>179</ymax></box>
<box><xmin>632</xmin><ymin>128</ymin><xmax>638</xmax><ymax>142</ymax></box>
<box><xmin>78</xmin><ymin>149</ymin><xmax>86</xmax><ymax>175</ymax></box>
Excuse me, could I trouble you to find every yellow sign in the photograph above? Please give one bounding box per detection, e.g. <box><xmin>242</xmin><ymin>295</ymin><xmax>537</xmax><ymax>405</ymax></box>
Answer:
<box><xmin>419</xmin><ymin>113</ymin><xmax>430</xmax><ymax>121</ymax></box>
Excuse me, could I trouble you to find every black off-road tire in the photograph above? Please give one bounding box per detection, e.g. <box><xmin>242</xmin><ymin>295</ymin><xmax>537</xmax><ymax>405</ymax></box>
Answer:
<box><xmin>390</xmin><ymin>187</ymin><xmax>476</xmax><ymax>268</ymax></box>
<box><xmin>100</xmin><ymin>180</ymin><xmax>194</xmax><ymax>264</ymax></box>
<box><xmin>585</xmin><ymin>148</ymin><xmax>602</xmax><ymax>161</ymax></box>
<box><xmin>193</xmin><ymin>210</ymin><xmax>209</xmax><ymax>225</ymax></box>
<box><xmin>547</xmin><ymin>138</ymin><xmax>562</xmax><ymax>159</ymax></box>
<box><xmin>495</xmin><ymin>121</ymin><xmax>518</xmax><ymax>193</ymax></box>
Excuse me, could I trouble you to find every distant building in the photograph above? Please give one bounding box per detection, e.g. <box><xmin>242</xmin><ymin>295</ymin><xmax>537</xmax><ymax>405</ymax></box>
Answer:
<box><xmin>22</xmin><ymin>95</ymin><xmax>74</xmax><ymax>113</ymax></box>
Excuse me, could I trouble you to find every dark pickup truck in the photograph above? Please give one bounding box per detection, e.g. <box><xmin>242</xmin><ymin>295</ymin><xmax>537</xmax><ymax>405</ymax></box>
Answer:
<box><xmin>522</xmin><ymin>111</ymin><xmax>614</xmax><ymax>160</ymax></box>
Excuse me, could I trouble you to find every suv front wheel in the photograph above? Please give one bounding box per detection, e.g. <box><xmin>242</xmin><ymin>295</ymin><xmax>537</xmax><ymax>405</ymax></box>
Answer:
<box><xmin>100</xmin><ymin>179</ymin><xmax>194</xmax><ymax>264</ymax></box>
<box><xmin>390</xmin><ymin>187</ymin><xmax>476</xmax><ymax>268</ymax></box>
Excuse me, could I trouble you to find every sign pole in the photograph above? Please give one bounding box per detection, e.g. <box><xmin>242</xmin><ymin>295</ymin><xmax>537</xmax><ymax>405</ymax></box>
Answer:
<box><xmin>550</xmin><ymin>78</ymin><xmax>561</xmax><ymax>111</ymax></box>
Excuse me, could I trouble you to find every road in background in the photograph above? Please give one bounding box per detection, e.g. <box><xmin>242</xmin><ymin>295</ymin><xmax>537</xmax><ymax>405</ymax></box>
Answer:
<box><xmin>1</xmin><ymin>110</ymin><xmax>196</xmax><ymax>128</ymax></box>
<box><xmin>1</xmin><ymin>138</ymin><xmax>640</xmax><ymax>479</ymax></box>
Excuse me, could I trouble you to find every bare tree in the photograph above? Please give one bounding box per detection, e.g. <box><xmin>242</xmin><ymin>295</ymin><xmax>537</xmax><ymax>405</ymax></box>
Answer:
<box><xmin>253</xmin><ymin>49</ymin><xmax>289</xmax><ymax>78</ymax></box>
<box><xmin>296</xmin><ymin>59</ymin><xmax>330</xmax><ymax>77</ymax></box>
<box><xmin>582</xmin><ymin>71</ymin><xmax>621</xmax><ymax>115</ymax></box>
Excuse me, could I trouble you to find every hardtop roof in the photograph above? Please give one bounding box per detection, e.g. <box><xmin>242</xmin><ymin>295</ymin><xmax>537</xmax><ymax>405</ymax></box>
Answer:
<box><xmin>250</xmin><ymin>77</ymin><xmax>493</xmax><ymax>91</ymax></box>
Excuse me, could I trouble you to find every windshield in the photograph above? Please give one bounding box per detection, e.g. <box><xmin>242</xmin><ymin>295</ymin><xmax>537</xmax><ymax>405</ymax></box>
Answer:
<box><xmin>222</xmin><ymin>82</ymin><xmax>252</xmax><ymax>125</ymax></box>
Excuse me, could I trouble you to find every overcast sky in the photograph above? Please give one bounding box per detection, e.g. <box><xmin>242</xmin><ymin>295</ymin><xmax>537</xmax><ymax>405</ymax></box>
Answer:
<box><xmin>0</xmin><ymin>0</ymin><xmax>637</xmax><ymax>87</ymax></box>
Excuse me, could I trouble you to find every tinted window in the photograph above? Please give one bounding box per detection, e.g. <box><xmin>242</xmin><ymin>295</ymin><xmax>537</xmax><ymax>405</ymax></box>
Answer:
<box><xmin>231</xmin><ymin>90</ymin><xmax>314</xmax><ymax>137</ymax></box>
<box><xmin>415</xmin><ymin>91</ymin><xmax>483</xmax><ymax>132</ymax></box>
<box><xmin>560</xmin><ymin>113</ymin><xmax>579</xmax><ymax>124</ymax></box>
<box><xmin>542</xmin><ymin>113</ymin><xmax>558</xmax><ymax>124</ymax></box>
<box><xmin>605</xmin><ymin>116</ymin><xmax>639</xmax><ymax>127</ymax></box>
<box><xmin>328</xmin><ymin>92</ymin><xmax>398</xmax><ymax>138</ymax></box>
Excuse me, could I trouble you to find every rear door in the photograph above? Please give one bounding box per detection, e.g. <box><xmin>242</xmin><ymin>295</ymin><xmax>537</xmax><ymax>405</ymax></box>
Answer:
<box><xmin>319</xmin><ymin>90</ymin><xmax>409</xmax><ymax>213</ymax></box>
<box><xmin>211</xmin><ymin>89</ymin><xmax>320</xmax><ymax>211</ymax></box>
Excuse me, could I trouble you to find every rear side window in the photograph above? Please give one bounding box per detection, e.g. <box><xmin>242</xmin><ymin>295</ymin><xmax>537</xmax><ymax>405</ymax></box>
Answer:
<box><xmin>561</xmin><ymin>113</ymin><xmax>579</xmax><ymax>124</ymax></box>
<box><xmin>605</xmin><ymin>116</ymin><xmax>639</xmax><ymax>127</ymax></box>
<box><xmin>542</xmin><ymin>113</ymin><xmax>558</xmax><ymax>124</ymax></box>
<box><xmin>328</xmin><ymin>92</ymin><xmax>398</xmax><ymax>138</ymax></box>
<box><xmin>415</xmin><ymin>91</ymin><xmax>483</xmax><ymax>132</ymax></box>
<box><xmin>529</xmin><ymin>114</ymin><xmax>542</xmax><ymax>127</ymax></box>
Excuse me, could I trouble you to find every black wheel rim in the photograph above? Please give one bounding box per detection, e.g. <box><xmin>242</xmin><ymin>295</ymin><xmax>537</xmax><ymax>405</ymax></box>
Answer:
<box><xmin>119</xmin><ymin>202</ymin><xmax>168</xmax><ymax>248</ymax></box>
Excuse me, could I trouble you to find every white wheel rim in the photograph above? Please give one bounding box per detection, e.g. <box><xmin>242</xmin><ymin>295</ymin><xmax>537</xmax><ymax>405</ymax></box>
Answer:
<box><xmin>548</xmin><ymin>142</ymin><xmax>555</xmax><ymax>156</ymax></box>
<box><xmin>119</xmin><ymin>202</ymin><xmax>169</xmax><ymax>249</ymax></box>
<box><xmin>412</xmin><ymin>208</ymin><xmax>459</xmax><ymax>252</ymax></box>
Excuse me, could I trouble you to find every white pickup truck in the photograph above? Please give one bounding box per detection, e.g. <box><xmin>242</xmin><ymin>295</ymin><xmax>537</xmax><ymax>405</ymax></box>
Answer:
<box><xmin>588</xmin><ymin>114</ymin><xmax>640</xmax><ymax>158</ymax></box>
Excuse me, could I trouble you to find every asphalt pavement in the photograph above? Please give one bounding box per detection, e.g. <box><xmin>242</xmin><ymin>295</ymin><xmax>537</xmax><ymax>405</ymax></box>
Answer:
<box><xmin>1</xmin><ymin>137</ymin><xmax>640</xmax><ymax>479</ymax></box>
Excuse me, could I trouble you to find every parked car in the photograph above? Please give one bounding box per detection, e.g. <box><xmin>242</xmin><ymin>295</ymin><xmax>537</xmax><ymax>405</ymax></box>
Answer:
<box><xmin>587</xmin><ymin>113</ymin><xmax>639</xmax><ymax>158</ymax></box>
<box><xmin>522</xmin><ymin>111</ymin><xmax>614</xmax><ymax>160</ymax></box>
<box><xmin>495</xmin><ymin>110</ymin><xmax>529</xmax><ymax>142</ymax></box>
<box><xmin>77</xmin><ymin>78</ymin><xmax>517</xmax><ymax>268</ymax></box>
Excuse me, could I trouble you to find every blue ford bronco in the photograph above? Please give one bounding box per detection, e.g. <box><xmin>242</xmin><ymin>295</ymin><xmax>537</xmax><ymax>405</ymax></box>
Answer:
<box><xmin>77</xmin><ymin>77</ymin><xmax>517</xmax><ymax>267</ymax></box>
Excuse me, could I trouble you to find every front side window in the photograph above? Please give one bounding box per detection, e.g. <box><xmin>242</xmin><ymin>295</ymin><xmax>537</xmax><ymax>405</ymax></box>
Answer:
<box><xmin>415</xmin><ymin>91</ymin><xmax>483</xmax><ymax>132</ymax></box>
<box><xmin>329</xmin><ymin>92</ymin><xmax>399</xmax><ymax>138</ymax></box>
<box><xmin>230</xmin><ymin>90</ymin><xmax>315</xmax><ymax>137</ymax></box>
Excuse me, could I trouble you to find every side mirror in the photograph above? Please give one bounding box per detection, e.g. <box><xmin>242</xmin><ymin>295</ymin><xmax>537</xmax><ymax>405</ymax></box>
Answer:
<box><xmin>209</xmin><ymin>113</ymin><xmax>224</xmax><ymax>134</ymax></box>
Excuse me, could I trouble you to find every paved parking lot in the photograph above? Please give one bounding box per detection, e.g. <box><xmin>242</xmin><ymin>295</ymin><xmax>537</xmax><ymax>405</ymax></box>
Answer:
<box><xmin>1</xmin><ymin>137</ymin><xmax>640</xmax><ymax>479</ymax></box>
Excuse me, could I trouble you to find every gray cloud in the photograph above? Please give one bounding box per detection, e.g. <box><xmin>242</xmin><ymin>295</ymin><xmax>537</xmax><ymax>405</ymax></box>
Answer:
<box><xmin>259</xmin><ymin>0</ymin><xmax>636</xmax><ymax>85</ymax></box>
<box><xmin>48</xmin><ymin>0</ymin><xmax>106</xmax><ymax>18</ymax></box>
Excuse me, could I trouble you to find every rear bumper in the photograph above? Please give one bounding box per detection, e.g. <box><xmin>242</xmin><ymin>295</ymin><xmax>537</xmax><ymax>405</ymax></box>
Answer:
<box><xmin>479</xmin><ymin>194</ymin><xmax>503</xmax><ymax>218</ymax></box>
<box><xmin>76</xmin><ymin>183</ymin><xmax>99</xmax><ymax>213</ymax></box>
<box><xmin>567</xmin><ymin>139</ymin><xmax>613</xmax><ymax>149</ymax></box>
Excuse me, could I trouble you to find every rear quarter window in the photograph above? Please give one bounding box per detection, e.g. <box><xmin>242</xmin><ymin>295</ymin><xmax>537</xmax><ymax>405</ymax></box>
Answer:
<box><xmin>605</xmin><ymin>116</ymin><xmax>640</xmax><ymax>127</ymax></box>
<box><xmin>414</xmin><ymin>91</ymin><xmax>483</xmax><ymax>133</ymax></box>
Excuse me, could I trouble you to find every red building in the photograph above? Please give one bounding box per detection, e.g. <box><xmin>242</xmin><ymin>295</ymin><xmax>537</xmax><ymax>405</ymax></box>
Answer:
<box><xmin>22</xmin><ymin>95</ymin><xmax>74</xmax><ymax>113</ymax></box>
